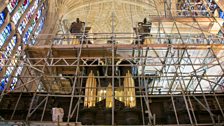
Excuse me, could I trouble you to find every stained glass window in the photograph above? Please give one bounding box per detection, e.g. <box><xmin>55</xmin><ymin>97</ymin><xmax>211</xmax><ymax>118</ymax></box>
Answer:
<box><xmin>0</xmin><ymin>47</ymin><xmax>22</xmax><ymax>91</ymax></box>
<box><xmin>0</xmin><ymin>61</ymin><xmax>15</xmax><ymax>91</ymax></box>
<box><xmin>4</xmin><ymin>36</ymin><xmax>17</xmax><ymax>58</ymax></box>
<box><xmin>18</xmin><ymin>0</ymin><xmax>39</xmax><ymax>34</ymax></box>
<box><xmin>35</xmin><ymin>17</ymin><xmax>44</xmax><ymax>35</ymax></box>
<box><xmin>10</xmin><ymin>53</ymin><xmax>23</xmax><ymax>90</ymax></box>
<box><xmin>23</xmin><ymin>5</ymin><xmax>43</xmax><ymax>44</ymax></box>
<box><xmin>3</xmin><ymin>1</ymin><xmax>46</xmax><ymax>90</ymax></box>
<box><xmin>7</xmin><ymin>0</ymin><xmax>19</xmax><ymax>13</ymax></box>
<box><xmin>0</xmin><ymin>24</ymin><xmax>12</xmax><ymax>48</ymax></box>
<box><xmin>10</xmin><ymin>65</ymin><xmax>23</xmax><ymax>90</ymax></box>
<box><xmin>0</xmin><ymin>11</ymin><xmax>6</xmax><ymax>27</ymax></box>
<box><xmin>0</xmin><ymin>35</ymin><xmax>21</xmax><ymax>91</ymax></box>
<box><xmin>31</xmin><ymin>17</ymin><xmax>44</xmax><ymax>44</ymax></box>
<box><xmin>219</xmin><ymin>10</ymin><xmax>224</xmax><ymax>19</ymax></box>
<box><xmin>0</xmin><ymin>54</ymin><xmax>4</xmax><ymax>73</ymax></box>
<box><xmin>12</xmin><ymin>0</ymin><xmax>32</xmax><ymax>25</ymax></box>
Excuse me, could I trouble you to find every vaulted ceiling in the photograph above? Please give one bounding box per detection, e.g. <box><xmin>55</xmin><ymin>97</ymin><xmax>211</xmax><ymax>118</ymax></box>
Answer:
<box><xmin>46</xmin><ymin>0</ymin><xmax>167</xmax><ymax>35</ymax></box>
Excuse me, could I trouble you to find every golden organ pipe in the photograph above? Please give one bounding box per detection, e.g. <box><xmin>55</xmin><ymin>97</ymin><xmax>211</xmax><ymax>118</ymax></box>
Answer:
<box><xmin>123</xmin><ymin>71</ymin><xmax>136</xmax><ymax>107</ymax></box>
<box><xmin>84</xmin><ymin>70</ymin><xmax>136</xmax><ymax>108</ymax></box>
<box><xmin>84</xmin><ymin>71</ymin><xmax>97</xmax><ymax>108</ymax></box>
<box><xmin>106</xmin><ymin>83</ymin><xmax>113</xmax><ymax>108</ymax></box>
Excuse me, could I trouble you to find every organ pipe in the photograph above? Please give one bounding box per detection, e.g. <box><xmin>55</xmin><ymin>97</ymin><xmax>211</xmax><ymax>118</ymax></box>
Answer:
<box><xmin>84</xmin><ymin>70</ymin><xmax>136</xmax><ymax>108</ymax></box>
<box><xmin>84</xmin><ymin>71</ymin><xmax>97</xmax><ymax>108</ymax></box>
<box><xmin>123</xmin><ymin>70</ymin><xmax>136</xmax><ymax>107</ymax></box>
<box><xmin>106</xmin><ymin>83</ymin><xmax>113</xmax><ymax>108</ymax></box>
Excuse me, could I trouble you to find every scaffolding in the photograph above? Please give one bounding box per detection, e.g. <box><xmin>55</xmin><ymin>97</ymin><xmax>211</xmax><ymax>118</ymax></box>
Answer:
<box><xmin>0</xmin><ymin>0</ymin><xmax>224</xmax><ymax>125</ymax></box>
